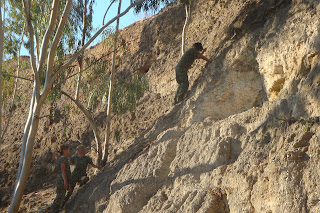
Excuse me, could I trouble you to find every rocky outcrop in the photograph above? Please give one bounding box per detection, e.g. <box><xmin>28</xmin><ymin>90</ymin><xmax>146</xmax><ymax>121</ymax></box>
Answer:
<box><xmin>61</xmin><ymin>0</ymin><xmax>320</xmax><ymax>212</ymax></box>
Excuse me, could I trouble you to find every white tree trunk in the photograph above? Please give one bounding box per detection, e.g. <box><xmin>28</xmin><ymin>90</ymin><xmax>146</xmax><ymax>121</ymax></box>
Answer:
<box><xmin>9</xmin><ymin>1</ymin><xmax>72</xmax><ymax>212</ymax></box>
<box><xmin>102</xmin><ymin>0</ymin><xmax>122</xmax><ymax>164</ymax></box>
<box><xmin>2</xmin><ymin>0</ymin><xmax>4</xmax><ymax>21</ymax></box>
<box><xmin>9</xmin><ymin>95</ymin><xmax>40</xmax><ymax>213</ymax></box>
<box><xmin>75</xmin><ymin>66</ymin><xmax>82</xmax><ymax>100</ymax></box>
<box><xmin>10</xmin><ymin>0</ymin><xmax>146</xmax><ymax>211</ymax></box>
<box><xmin>181</xmin><ymin>4</ymin><xmax>190</xmax><ymax>56</ymax></box>
<box><xmin>75</xmin><ymin>0</ymin><xmax>88</xmax><ymax>100</ymax></box>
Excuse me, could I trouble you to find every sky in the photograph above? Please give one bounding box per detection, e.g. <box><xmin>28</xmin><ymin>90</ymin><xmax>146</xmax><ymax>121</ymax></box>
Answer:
<box><xmin>90</xmin><ymin>0</ymin><xmax>150</xmax><ymax>43</ymax></box>
<box><xmin>93</xmin><ymin>0</ymin><xmax>147</xmax><ymax>30</ymax></box>
<box><xmin>19</xmin><ymin>0</ymin><xmax>157</xmax><ymax>56</ymax></box>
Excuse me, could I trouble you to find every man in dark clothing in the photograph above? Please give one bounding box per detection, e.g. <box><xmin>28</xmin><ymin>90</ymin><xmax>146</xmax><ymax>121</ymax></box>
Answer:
<box><xmin>50</xmin><ymin>145</ymin><xmax>71</xmax><ymax>213</ymax></box>
<box><xmin>63</xmin><ymin>145</ymin><xmax>99</xmax><ymax>205</ymax></box>
<box><xmin>174</xmin><ymin>42</ymin><xmax>212</xmax><ymax>104</ymax></box>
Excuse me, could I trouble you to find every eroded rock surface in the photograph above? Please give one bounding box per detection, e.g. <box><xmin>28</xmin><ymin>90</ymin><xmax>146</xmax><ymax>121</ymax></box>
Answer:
<box><xmin>2</xmin><ymin>0</ymin><xmax>320</xmax><ymax>212</ymax></box>
<box><xmin>64</xmin><ymin>0</ymin><xmax>320</xmax><ymax>212</ymax></box>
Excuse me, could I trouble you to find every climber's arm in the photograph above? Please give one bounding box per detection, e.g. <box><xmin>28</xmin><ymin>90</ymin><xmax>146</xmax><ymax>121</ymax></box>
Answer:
<box><xmin>196</xmin><ymin>53</ymin><xmax>212</xmax><ymax>63</ymax></box>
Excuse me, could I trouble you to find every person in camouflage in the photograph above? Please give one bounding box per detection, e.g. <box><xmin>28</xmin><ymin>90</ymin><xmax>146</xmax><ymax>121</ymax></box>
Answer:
<box><xmin>63</xmin><ymin>145</ymin><xmax>99</xmax><ymax>205</ymax></box>
<box><xmin>50</xmin><ymin>144</ymin><xmax>71</xmax><ymax>213</ymax></box>
<box><xmin>174</xmin><ymin>42</ymin><xmax>212</xmax><ymax>104</ymax></box>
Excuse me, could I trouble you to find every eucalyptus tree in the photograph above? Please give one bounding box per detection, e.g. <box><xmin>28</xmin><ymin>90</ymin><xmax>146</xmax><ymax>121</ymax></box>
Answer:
<box><xmin>73</xmin><ymin>0</ymin><xmax>95</xmax><ymax>100</ymax></box>
<box><xmin>0</xmin><ymin>0</ymin><xmax>4</xmax><ymax>142</ymax></box>
<box><xmin>2</xmin><ymin>0</ymin><xmax>24</xmax><ymax>58</ymax></box>
<box><xmin>99</xmin><ymin>0</ymin><xmax>177</xmax><ymax>164</ymax></box>
<box><xmin>133</xmin><ymin>0</ymin><xmax>175</xmax><ymax>13</ymax></box>
<box><xmin>0</xmin><ymin>0</ymin><xmax>28</xmax><ymax>149</ymax></box>
<box><xmin>1</xmin><ymin>25</ymin><xmax>26</xmax><ymax>141</ymax></box>
<box><xmin>102</xmin><ymin>0</ymin><xmax>122</xmax><ymax>164</ymax></box>
<box><xmin>9</xmin><ymin>0</ymin><xmax>146</xmax><ymax>211</ymax></box>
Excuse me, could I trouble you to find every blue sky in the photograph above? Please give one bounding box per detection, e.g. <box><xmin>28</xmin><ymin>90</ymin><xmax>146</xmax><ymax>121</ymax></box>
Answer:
<box><xmin>93</xmin><ymin>0</ymin><xmax>146</xmax><ymax>30</ymax></box>
<box><xmin>90</xmin><ymin>0</ymin><xmax>153</xmax><ymax>45</ymax></box>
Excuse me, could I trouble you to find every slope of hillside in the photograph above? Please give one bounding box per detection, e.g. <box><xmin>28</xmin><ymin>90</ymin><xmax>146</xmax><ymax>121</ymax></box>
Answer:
<box><xmin>66</xmin><ymin>0</ymin><xmax>320</xmax><ymax>212</ymax></box>
<box><xmin>1</xmin><ymin>0</ymin><xmax>320</xmax><ymax>212</ymax></box>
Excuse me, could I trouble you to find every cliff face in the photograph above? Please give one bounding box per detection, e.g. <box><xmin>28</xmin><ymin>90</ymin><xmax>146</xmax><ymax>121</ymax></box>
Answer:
<box><xmin>1</xmin><ymin>0</ymin><xmax>320</xmax><ymax>212</ymax></box>
<box><xmin>63</xmin><ymin>0</ymin><xmax>320</xmax><ymax>212</ymax></box>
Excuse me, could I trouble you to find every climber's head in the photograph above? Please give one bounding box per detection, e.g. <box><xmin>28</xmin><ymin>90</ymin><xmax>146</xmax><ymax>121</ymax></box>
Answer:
<box><xmin>193</xmin><ymin>42</ymin><xmax>204</xmax><ymax>51</ymax></box>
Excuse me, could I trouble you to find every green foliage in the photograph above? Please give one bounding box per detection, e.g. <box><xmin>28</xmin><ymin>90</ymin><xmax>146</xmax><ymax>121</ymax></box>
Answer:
<box><xmin>74</xmin><ymin>108</ymin><xmax>81</xmax><ymax>114</ymax></box>
<box><xmin>54</xmin><ymin>108</ymin><xmax>61</xmax><ymax>118</ymax></box>
<box><xmin>2</xmin><ymin>67</ymin><xmax>15</xmax><ymax>106</ymax></box>
<box><xmin>299</xmin><ymin>117</ymin><xmax>310</xmax><ymax>132</ymax></box>
<box><xmin>77</xmin><ymin>27</ymin><xmax>149</xmax><ymax>115</ymax></box>
<box><xmin>80</xmin><ymin>55</ymin><xmax>149</xmax><ymax>114</ymax></box>
<box><xmin>64</xmin><ymin>103</ymin><xmax>70</xmax><ymax>112</ymax></box>
<box><xmin>61</xmin><ymin>103</ymin><xmax>70</xmax><ymax>136</ymax></box>
<box><xmin>20</xmin><ymin>60</ymin><xmax>29</xmax><ymax>70</ymax></box>
<box><xmin>87</xmin><ymin>89</ymin><xmax>99</xmax><ymax>110</ymax></box>
<box><xmin>3</xmin><ymin>1</ymin><xmax>25</xmax><ymax>59</ymax></box>
<box><xmin>114</xmin><ymin>129</ymin><xmax>120</xmax><ymax>143</ymax></box>
<box><xmin>133</xmin><ymin>0</ymin><xmax>177</xmax><ymax>13</ymax></box>
<box><xmin>70</xmin><ymin>0</ymin><xmax>95</xmax><ymax>44</ymax></box>
<box><xmin>179</xmin><ymin>0</ymin><xmax>191</xmax><ymax>5</ymax></box>
<box><xmin>84</xmin><ymin>56</ymin><xmax>110</xmax><ymax>76</ymax></box>
<box><xmin>112</xmin><ymin>74</ymin><xmax>149</xmax><ymax>114</ymax></box>
<box><xmin>47</xmin><ymin>87</ymin><xmax>62</xmax><ymax>104</ymax></box>
<box><xmin>101</xmin><ymin>28</ymin><xmax>116</xmax><ymax>48</ymax></box>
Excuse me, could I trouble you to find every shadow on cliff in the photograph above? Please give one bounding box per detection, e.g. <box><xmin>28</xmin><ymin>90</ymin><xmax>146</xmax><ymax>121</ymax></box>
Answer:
<box><xmin>107</xmin><ymin>135</ymin><xmax>243</xmax><ymax>212</ymax></box>
<box><xmin>65</xmin><ymin>1</ymin><xmax>300</xmax><ymax>211</ymax></box>
<box><xmin>250</xmin><ymin>65</ymin><xmax>320</xmax><ymax>136</ymax></box>
<box><xmin>65</xmin><ymin>101</ymin><xmax>189</xmax><ymax>212</ymax></box>
<box><xmin>189</xmin><ymin>0</ymin><xmax>293</xmax><ymax>103</ymax></box>
<box><xmin>216</xmin><ymin>0</ymin><xmax>293</xmax><ymax>61</ymax></box>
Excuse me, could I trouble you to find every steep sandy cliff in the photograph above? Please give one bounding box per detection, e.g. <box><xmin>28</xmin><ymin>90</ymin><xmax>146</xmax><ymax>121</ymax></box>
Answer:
<box><xmin>1</xmin><ymin>0</ymin><xmax>320</xmax><ymax>212</ymax></box>
<box><xmin>66</xmin><ymin>0</ymin><xmax>320</xmax><ymax>212</ymax></box>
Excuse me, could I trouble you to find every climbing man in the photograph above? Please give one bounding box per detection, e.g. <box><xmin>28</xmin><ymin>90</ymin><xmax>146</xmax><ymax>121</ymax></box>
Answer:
<box><xmin>62</xmin><ymin>145</ymin><xmax>99</xmax><ymax>206</ymax></box>
<box><xmin>174</xmin><ymin>42</ymin><xmax>212</xmax><ymax>104</ymax></box>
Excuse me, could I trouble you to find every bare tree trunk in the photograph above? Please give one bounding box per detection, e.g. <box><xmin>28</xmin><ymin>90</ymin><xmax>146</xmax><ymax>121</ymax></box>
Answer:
<box><xmin>10</xmin><ymin>0</ymin><xmax>146</xmax><ymax>211</ymax></box>
<box><xmin>35</xmin><ymin>32</ymin><xmax>40</xmax><ymax>65</ymax></box>
<box><xmin>102</xmin><ymin>0</ymin><xmax>122</xmax><ymax>164</ymax></box>
<box><xmin>0</xmin><ymin>0</ymin><xmax>4</xmax><ymax>141</ymax></box>
<box><xmin>61</xmin><ymin>90</ymin><xmax>102</xmax><ymax>161</ymax></box>
<box><xmin>75</xmin><ymin>65</ymin><xmax>82</xmax><ymax>100</ymax></box>
<box><xmin>9</xmin><ymin>1</ymin><xmax>72</xmax><ymax>212</ymax></box>
<box><xmin>75</xmin><ymin>0</ymin><xmax>88</xmax><ymax>100</ymax></box>
<box><xmin>181</xmin><ymin>4</ymin><xmax>190</xmax><ymax>56</ymax></box>
<box><xmin>2</xmin><ymin>0</ymin><xmax>4</xmax><ymax>21</ymax></box>
<box><xmin>102</xmin><ymin>0</ymin><xmax>116</xmax><ymax>25</ymax></box>
<box><xmin>9</xmin><ymin>95</ymin><xmax>40</xmax><ymax>213</ymax></box>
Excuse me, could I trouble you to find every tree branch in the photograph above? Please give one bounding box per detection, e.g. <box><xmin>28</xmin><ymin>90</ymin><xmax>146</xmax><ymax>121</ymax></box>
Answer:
<box><xmin>45</xmin><ymin>0</ymin><xmax>72</xmax><ymax>85</ymax></box>
<box><xmin>102</xmin><ymin>0</ymin><xmax>116</xmax><ymax>26</ymax></box>
<box><xmin>102</xmin><ymin>0</ymin><xmax>122</xmax><ymax>164</ymax></box>
<box><xmin>65</xmin><ymin>37</ymin><xmax>139</xmax><ymax>81</ymax></box>
<box><xmin>3</xmin><ymin>73</ymin><xmax>33</xmax><ymax>81</ymax></box>
<box><xmin>37</xmin><ymin>0</ymin><xmax>60</xmax><ymax>73</ymax></box>
<box><xmin>23</xmin><ymin>0</ymin><xmax>39</xmax><ymax>100</ymax></box>
<box><xmin>61</xmin><ymin>90</ymin><xmax>102</xmax><ymax>160</ymax></box>
<box><xmin>0</xmin><ymin>0</ymin><xmax>4</xmax><ymax>138</ymax></box>
<box><xmin>22</xmin><ymin>0</ymin><xmax>36</xmax><ymax>73</ymax></box>
<box><xmin>51</xmin><ymin>0</ymin><xmax>146</xmax><ymax>84</ymax></box>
